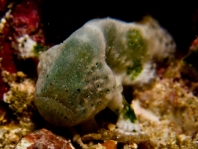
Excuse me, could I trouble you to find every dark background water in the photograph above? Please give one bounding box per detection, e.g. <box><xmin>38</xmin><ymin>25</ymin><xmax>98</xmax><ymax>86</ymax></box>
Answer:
<box><xmin>40</xmin><ymin>1</ymin><xmax>198</xmax><ymax>53</ymax></box>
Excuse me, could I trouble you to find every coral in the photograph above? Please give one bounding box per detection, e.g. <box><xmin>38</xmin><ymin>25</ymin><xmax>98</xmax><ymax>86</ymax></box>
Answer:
<box><xmin>0</xmin><ymin>0</ymin><xmax>45</xmax><ymax>99</ymax></box>
<box><xmin>81</xmin><ymin>129</ymin><xmax>150</xmax><ymax>144</ymax></box>
<box><xmin>0</xmin><ymin>0</ymin><xmax>9</xmax><ymax>12</ymax></box>
<box><xmin>15</xmin><ymin>128</ymin><xmax>74</xmax><ymax>149</ymax></box>
<box><xmin>0</xmin><ymin>10</ymin><xmax>17</xmax><ymax>99</ymax></box>
<box><xmin>0</xmin><ymin>9</ymin><xmax>16</xmax><ymax>74</ymax></box>
<box><xmin>0</xmin><ymin>0</ymin><xmax>47</xmax><ymax>148</ymax></box>
<box><xmin>0</xmin><ymin>71</ymin><xmax>37</xmax><ymax>148</ymax></box>
<box><xmin>0</xmin><ymin>123</ymin><xmax>34</xmax><ymax>149</ymax></box>
<box><xmin>133</xmin><ymin>77</ymin><xmax>198</xmax><ymax>148</ymax></box>
<box><xmin>11</xmin><ymin>0</ymin><xmax>46</xmax><ymax>58</ymax></box>
<box><xmin>34</xmin><ymin>16</ymin><xmax>175</xmax><ymax>134</ymax></box>
<box><xmin>3</xmin><ymin>71</ymin><xmax>36</xmax><ymax>116</ymax></box>
<box><xmin>11</xmin><ymin>0</ymin><xmax>40</xmax><ymax>36</ymax></box>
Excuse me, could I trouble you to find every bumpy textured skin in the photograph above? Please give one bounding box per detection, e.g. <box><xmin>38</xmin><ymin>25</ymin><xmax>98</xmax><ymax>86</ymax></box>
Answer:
<box><xmin>34</xmin><ymin>17</ymin><xmax>175</xmax><ymax>131</ymax></box>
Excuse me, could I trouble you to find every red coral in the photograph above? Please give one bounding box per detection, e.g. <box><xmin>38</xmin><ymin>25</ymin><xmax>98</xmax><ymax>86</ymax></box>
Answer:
<box><xmin>12</xmin><ymin>0</ymin><xmax>40</xmax><ymax>36</ymax></box>
<box><xmin>0</xmin><ymin>21</ymin><xmax>16</xmax><ymax>100</ymax></box>
<box><xmin>0</xmin><ymin>0</ymin><xmax>45</xmax><ymax>100</ymax></box>
<box><xmin>31</xmin><ymin>29</ymin><xmax>45</xmax><ymax>45</ymax></box>
<box><xmin>0</xmin><ymin>0</ymin><xmax>9</xmax><ymax>12</ymax></box>
<box><xmin>0</xmin><ymin>42</ymin><xmax>16</xmax><ymax>73</ymax></box>
<box><xmin>0</xmin><ymin>16</ymin><xmax>17</xmax><ymax>73</ymax></box>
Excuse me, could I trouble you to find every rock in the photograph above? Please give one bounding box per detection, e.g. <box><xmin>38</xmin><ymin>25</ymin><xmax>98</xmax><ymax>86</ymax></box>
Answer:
<box><xmin>15</xmin><ymin>128</ymin><xmax>74</xmax><ymax>149</ymax></box>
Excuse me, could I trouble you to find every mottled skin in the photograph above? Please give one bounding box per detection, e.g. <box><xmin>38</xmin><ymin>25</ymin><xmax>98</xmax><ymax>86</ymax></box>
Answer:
<box><xmin>34</xmin><ymin>17</ymin><xmax>175</xmax><ymax>132</ymax></box>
